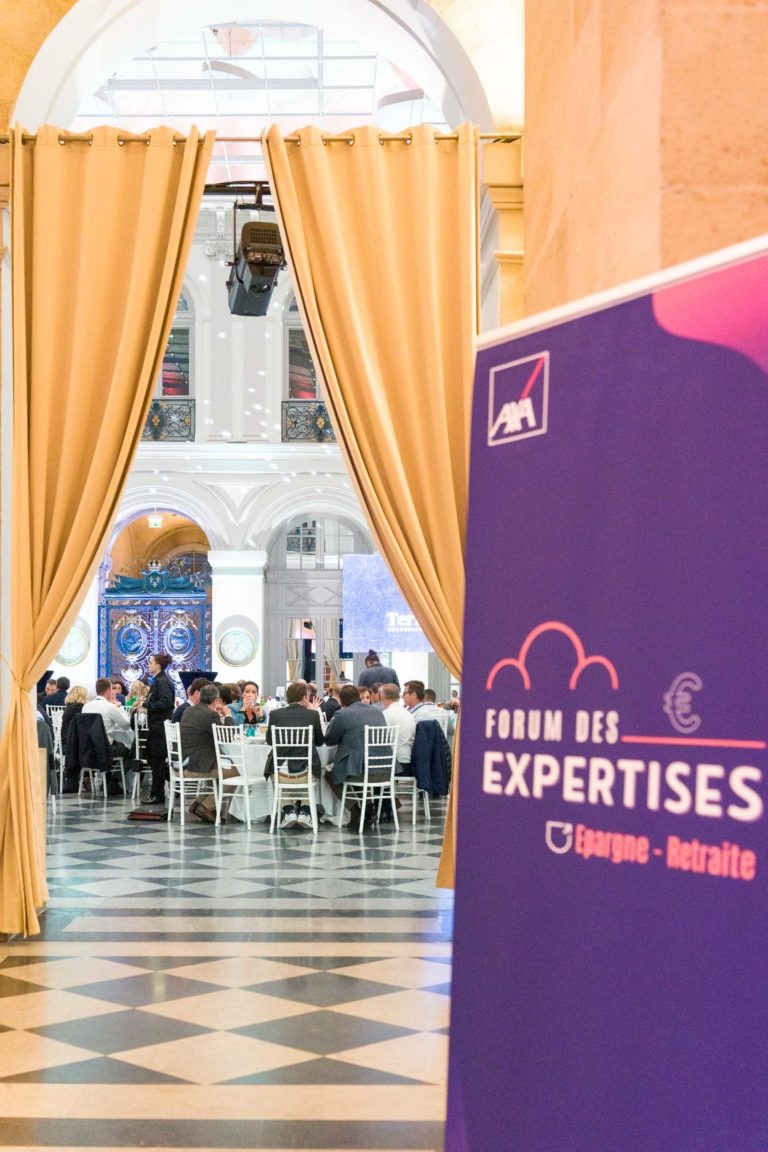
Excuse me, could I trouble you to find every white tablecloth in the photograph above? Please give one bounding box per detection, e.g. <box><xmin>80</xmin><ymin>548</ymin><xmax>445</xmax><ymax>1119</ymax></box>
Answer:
<box><xmin>228</xmin><ymin>740</ymin><xmax>339</xmax><ymax>825</ymax></box>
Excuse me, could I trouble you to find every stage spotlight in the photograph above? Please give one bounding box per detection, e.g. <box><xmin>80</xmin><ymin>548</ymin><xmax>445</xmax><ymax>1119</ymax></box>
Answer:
<box><xmin>227</xmin><ymin>220</ymin><xmax>285</xmax><ymax>316</ymax></box>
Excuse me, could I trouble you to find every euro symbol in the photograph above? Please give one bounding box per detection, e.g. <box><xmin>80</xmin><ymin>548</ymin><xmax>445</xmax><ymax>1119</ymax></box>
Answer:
<box><xmin>545</xmin><ymin>821</ymin><xmax>573</xmax><ymax>854</ymax></box>
<box><xmin>663</xmin><ymin>671</ymin><xmax>703</xmax><ymax>735</ymax></box>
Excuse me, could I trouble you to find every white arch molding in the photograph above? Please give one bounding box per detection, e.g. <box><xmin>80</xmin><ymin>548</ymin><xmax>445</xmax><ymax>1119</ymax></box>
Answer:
<box><xmin>13</xmin><ymin>0</ymin><xmax>494</xmax><ymax>132</ymax></box>
<box><xmin>245</xmin><ymin>484</ymin><xmax>372</xmax><ymax>552</ymax></box>
<box><xmin>113</xmin><ymin>484</ymin><xmax>229</xmax><ymax>551</ymax></box>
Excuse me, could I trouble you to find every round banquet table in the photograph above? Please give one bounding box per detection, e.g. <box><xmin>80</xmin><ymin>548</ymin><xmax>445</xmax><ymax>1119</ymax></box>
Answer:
<box><xmin>227</xmin><ymin>739</ymin><xmax>339</xmax><ymax>825</ymax></box>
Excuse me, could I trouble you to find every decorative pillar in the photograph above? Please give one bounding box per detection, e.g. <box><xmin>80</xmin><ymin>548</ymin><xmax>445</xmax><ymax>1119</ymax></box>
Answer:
<box><xmin>208</xmin><ymin>549</ymin><xmax>267</xmax><ymax>688</ymax></box>
<box><xmin>481</xmin><ymin>139</ymin><xmax>524</xmax><ymax>325</ymax></box>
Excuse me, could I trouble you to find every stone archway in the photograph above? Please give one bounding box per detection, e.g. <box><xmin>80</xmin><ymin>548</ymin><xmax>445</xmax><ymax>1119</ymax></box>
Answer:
<box><xmin>13</xmin><ymin>0</ymin><xmax>495</xmax><ymax>132</ymax></box>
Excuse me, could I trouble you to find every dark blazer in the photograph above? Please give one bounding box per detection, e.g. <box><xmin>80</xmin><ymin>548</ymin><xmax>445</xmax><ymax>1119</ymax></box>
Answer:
<box><xmin>61</xmin><ymin>701</ymin><xmax>84</xmax><ymax>752</ymax></box>
<box><xmin>410</xmin><ymin>719</ymin><xmax>452</xmax><ymax>797</ymax></box>
<box><xmin>179</xmin><ymin>704</ymin><xmax>232</xmax><ymax>774</ymax></box>
<box><xmin>358</xmin><ymin>663</ymin><xmax>400</xmax><ymax>689</ymax></box>
<box><xmin>42</xmin><ymin>689</ymin><xmax>68</xmax><ymax>710</ymax></box>
<box><xmin>325</xmin><ymin>701</ymin><xmax>387</xmax><ymax>784</ymax></box>
<box><xmin>145</xmin><ymin>672</ymin><xmax>175</xmax><ymax>761</ymax></box>
<box><xmin>172</xmin><ymin>700</ymin><xmax>191</xmax><ymax>724</ymax></box>
<box><xmin>65</xmin><ymin>712</ymin><xmax>114</xmax><ymax>775</ymax></box>
<box><xmin>320</xmin><ymin>696</ymin><xmax>341</xmax><ymax>721</ymax></box>
<box><xmin>265</xmin><ymin>703</ymin><xmax>324</xmax><ymax>777</ymax></box>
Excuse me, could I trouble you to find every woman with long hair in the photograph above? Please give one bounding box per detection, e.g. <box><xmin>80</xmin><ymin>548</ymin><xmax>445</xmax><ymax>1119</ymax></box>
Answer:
<box><xmin>145</xmin><ymin>653</ymin><xmax>175</xmax><ymax>804</ymax></box>
<box><xmin>60</xmin><ymin>685</ymin><xmax>88</xmax><ymax>755</ymax></box>
<box><xmin>127</xmin><ymin>679</ymin><xmax>149</xmax><ymax>714</ymax></box>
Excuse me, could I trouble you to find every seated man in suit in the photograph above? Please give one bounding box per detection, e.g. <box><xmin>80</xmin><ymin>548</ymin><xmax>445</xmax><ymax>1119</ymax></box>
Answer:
<box><xmin>265</xmin><ymin>680</ymin><xmax>325</xmax><ymax>829</ymax></box>
<box><xmin>42</xmin><ymin>675</ymin><xmax>71</xmax><ymax>711</ymax></box>
<box><xmin>324</xmin><ymin>683</ymin><xmax>387</xmax><ymax>785</ymax></box>
<box><xmin>179</xmin><ymin>683</ymin><xmax>235</xmax><ymax>823</ymax></box>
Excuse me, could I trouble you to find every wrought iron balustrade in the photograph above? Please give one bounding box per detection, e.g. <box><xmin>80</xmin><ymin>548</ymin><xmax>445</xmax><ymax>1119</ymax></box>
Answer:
<box><xmin>282</xmin><ymin>400</ymin><xmax>336</xmax><ymax>443</ymax></box>
<box><xmin>142</xmin><ymin>398</ymin><xmax>195</xmax><ymax>442</ymax></box>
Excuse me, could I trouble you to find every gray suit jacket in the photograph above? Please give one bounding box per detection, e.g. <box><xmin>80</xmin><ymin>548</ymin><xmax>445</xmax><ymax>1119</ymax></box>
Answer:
<box><xmin>179</xmin><ymin>704</ymin><xmax>232</xmax><ymax>774</ymax></box>
<box><xmin>324</xmin><ymin>701</ymin><xmax>387</xmax><ymax>784</ymax></box>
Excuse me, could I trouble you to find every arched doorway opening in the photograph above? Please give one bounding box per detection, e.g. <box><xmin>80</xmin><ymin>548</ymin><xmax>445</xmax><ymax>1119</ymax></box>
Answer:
<box><xmin>264</xmin><ymin>512</ymin><xmax>373</xmax><ymax>692</ymax></box>
<box><xmin>100</xmin><ymin>511</ymin><xmax>212</xmax><ymax>694</ymax></box>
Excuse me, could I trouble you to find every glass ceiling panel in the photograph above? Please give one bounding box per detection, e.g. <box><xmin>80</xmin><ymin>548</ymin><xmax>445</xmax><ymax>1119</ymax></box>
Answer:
<box><xmin>268</xmin><ymin>91</ymin><xmax>321</xmax><ymax>115</ymax></box>
<box><xmin>322</xmin><ymin>58</ymin><xmax>377</xmax><ymax>87</ymax></box>
<box><xmin>72</xmin><ymin>19</ymin><xmax>450</xmax><ymax>180</ymax></box>
<box><xmin>264</xmin><ymin>59</ymin><xmax>319</xmax><ymax>82</ymax></box>
<box><xmin>259</xmin><ymin>25</ymin><xmax>318</xmax><ymax>57</ymax></box>
<box><xmin>214</xmin><ymin>90</ymin><xmax>271</xmax><ymax>115</ymax></box>
<box><xmin>108</xmin><ymin>91</ymin><xmax>168</xmax><ymax>116</ymax></box>
<box><xmin>320</xmin><ymin>93</ymin><xmax>372</xmax><ymax>116</ymax></box>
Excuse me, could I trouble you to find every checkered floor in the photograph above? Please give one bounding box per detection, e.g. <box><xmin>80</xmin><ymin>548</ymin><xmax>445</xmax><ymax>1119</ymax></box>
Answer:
<box><xmin>0</xmin><ymin>794</ymin><xmax>453</xmax><ymax>1150</ymax></box>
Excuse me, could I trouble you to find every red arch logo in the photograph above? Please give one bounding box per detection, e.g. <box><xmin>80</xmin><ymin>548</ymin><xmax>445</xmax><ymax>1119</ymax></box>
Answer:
<box><xmin>485</xmin><ymin>622</ymin><xmax>619</xmax><ymax>691</ymax></box>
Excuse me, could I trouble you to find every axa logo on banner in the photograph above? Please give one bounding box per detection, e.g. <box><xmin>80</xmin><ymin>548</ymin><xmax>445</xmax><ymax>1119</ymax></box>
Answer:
<box><xmin>488</xmin><ymin>351</ymin><xmax>549</xmax><ymax>447</ymax></box>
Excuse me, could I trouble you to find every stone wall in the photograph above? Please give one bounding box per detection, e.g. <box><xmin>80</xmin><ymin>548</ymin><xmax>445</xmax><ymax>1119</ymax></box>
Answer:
<box><xmin>524</xmin><ymin>0</ymin><xmax>768</xmax><ymax>314</ymax></box>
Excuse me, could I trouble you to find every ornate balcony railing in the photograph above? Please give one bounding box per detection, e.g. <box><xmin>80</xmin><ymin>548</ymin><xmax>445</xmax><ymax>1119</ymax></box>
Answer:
<box><xmin>142</xmin><ymin>398</ymin><xmax>195</xmax><ymax>442</ymax></box>
<box><xmin>282</xmin><ymin>400</ymin><xmax>336</xmax><ymax>443</ymax></box>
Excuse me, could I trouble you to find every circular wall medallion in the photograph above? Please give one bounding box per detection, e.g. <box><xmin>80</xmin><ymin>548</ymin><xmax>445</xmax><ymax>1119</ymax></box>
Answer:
<box><xmin>56</xmin><ymin>626</ymin><xmax>89</xmax><ymax>666</ymax></box>
<box><xmin>116</xmin><ymin>623</ymin><xmax>148</xmax><ymax>659</ymax></box>
<box><xmin>165</xmin><ymin>623</ymin><xmax>194</xmax><ymax>657</ymax></box>
<box><xmin>218</xmin><ymin>627</ymin><xmax>257</xmax><ymax>667</ymax></box>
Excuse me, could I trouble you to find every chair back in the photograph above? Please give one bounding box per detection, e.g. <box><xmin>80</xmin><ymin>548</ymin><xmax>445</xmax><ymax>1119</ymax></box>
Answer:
<box><xmin>48</xmin><ymin>705</ymin><xmax>65</xmax><ymax>730</ymax></box>
<box><xmin>133</xmin><ymin>709</ymin><xmax>148</xmax><ymax>759</ymax></box>
<box><xmin>363</xmin><ymin>725</ymin><xmax>397</xmax><ymax>780</ymax></box>
<box><xmin>272</xmin><ymin>725</ymin><xmax>313</xmax><ymax>778</ymax></box>
<box><xmin>213</xmin><ymin>723</ymin><xmax>247</xmax><ymax>777</ymax></box>
<box><xmin>164</xmin><ymin>720</ymin><xmax>183</xmax><ymax>774</ymax></box>
<box><xmin>48</xmin><ymin>705</ymin><xmax>65</xmax><ymax>763</ymax></box>
<box><xmin>431</xmin><ymin>710</ymin><xmax>451</xmax><ymax>735</ymax></box>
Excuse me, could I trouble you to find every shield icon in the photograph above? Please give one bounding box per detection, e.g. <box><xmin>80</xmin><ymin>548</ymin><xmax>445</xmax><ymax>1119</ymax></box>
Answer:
<box><xmin>545</xmin><ymin>821</ymin><xmax>573</xmax><ymax>854</ymax></box>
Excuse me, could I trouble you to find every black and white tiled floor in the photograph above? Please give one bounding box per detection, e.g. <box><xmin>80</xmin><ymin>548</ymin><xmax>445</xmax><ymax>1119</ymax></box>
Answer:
<box><xmin>1</xmin><ymin>794</ymin><xmax>453</xmax><ymax>1151</ymax></box>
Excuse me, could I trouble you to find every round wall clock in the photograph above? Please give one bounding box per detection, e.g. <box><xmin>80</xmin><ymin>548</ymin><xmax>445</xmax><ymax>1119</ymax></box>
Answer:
<box><xmin>218</xmin><ymin>627</ymin><xmax>257</xmax><ymax>667</ymax></box>
<box><xmin>56</xmin><ymin>626</ymin><xmax>89</xmax><ymax>666</ymax></box>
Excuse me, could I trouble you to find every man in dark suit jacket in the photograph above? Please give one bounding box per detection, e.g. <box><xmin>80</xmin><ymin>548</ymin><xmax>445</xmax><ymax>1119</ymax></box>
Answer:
<box><xmin>41</xmin><ymin>676</ymin><xmax>70</xmax><ymax>711</ymax></box>
<box><xmin>324</xmin><ymin>684</ymin><xmax>387</xmax><ymax>785</ymax></box>
<box><xmin>179</xmin><ymin>683</ymin><xmax>234</xmax><ymax>821</ymax></box>
<box><xmin>265</xmin><ymin>681</ymin><xmax>325</xmax><ymax>777</ymax></box>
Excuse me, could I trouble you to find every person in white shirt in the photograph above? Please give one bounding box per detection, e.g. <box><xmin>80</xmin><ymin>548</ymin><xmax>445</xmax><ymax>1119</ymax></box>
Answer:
<box><xmin>83</xmin><ymin>678</ymin><xmax>135</xmax><ymax>752</ymax></box>
<box><xmin>380</xmin><ymin>683</ymin><xmax>416</xmax><ymax>771</ymax></box>
<box><xmin>402</xmin><ymin>680</ymin><xmax>455</xmax><ymax>735</ymax></box>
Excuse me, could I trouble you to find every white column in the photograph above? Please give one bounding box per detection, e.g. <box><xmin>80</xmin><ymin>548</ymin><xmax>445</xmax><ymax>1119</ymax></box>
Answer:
<box><xmin>209</xmin><ymin>549</ymin><xmax>267</xmax><ymax>689</ymax></box>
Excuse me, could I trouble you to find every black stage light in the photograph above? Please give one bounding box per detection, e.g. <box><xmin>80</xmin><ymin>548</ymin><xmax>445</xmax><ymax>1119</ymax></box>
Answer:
<box><xmin>227</xmin><ymin>220</ymin><xmax>285</xmax><ymax>316</ymax></box>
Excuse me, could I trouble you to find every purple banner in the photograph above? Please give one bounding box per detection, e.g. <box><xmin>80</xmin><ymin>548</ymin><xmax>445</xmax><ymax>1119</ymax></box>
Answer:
<box><xmin>448</xmin><ymin>244</ymin><xmax>768</xmax><ymax>1151</ymax></box>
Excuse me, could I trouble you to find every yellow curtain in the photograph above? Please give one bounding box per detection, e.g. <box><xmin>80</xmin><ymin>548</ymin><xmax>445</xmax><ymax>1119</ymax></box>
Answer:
<box><xmin>0</xmin><ymin>124</ymin><xmax>213</xmax><ymax>936</ymax></box>
<box><xmin>262</xmin><ymin>124</ymin><xmax>478</xmax><ymax>886</ymax></box>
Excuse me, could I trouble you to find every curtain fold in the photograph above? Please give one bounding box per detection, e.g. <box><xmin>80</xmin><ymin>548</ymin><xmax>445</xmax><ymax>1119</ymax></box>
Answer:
<box><xmin>262</xmin><ymin>124</ymin><xmax>478</xmax><ymax>886</ymax></box>
<box><xmin>286</xmin><ymin>619</ymin><xmax>303</xmax><ymax>682</ymax></box>
<box><xmin>1</xmin><ymin>124</ymin><xmax>214</xmax><ymax>936</ymax></box>
<box><xmin>322</xmin><ymin>619</ymin><xmax>343</xmax><ymax>686</ymax></box>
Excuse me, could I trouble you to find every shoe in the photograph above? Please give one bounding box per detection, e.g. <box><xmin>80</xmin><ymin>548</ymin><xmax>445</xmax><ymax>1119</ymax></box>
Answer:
<box><xmin>189</xmin><ymin>800</ymin><xmax>216</xmax><ymax>824</ymax></box>
<box><xmin>296</xmin><ymin>805</ymin><xmax>313</xmax><ymax>829</ymax></box>
<box><xmin>280</xmin><ymin>805</ymin><xmax>299</xmax><ymax>829</ymax></box>
<box><xmin>145</xmin><ymin>795</ymin><xmax>166</xmax><ymax>805</ymax></box>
